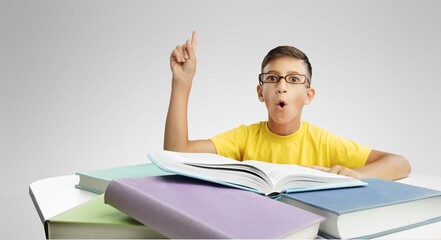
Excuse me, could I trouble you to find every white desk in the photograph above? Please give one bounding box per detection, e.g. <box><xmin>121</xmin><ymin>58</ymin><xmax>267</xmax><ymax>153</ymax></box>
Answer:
<box><xmin>29</xmin><ymin>175</ymin><xmax>98</xmax><ymax>223</ymax></box>
<box><xmin>30</xmin><ymin>174</ymin><xmax>441</xmax><ymax>239</ymax></box>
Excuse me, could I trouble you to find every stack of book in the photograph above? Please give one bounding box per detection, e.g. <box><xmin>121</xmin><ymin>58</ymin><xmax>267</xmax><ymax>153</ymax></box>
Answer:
<box><xmin>45</xmin><ymin>163</ymin><xmax>171</xmax><ymax>239</ymax></box>
<box><xmin>44</xmin><ymin>151</ymin><xmax>441</xmax><ymax>239</ymax></box>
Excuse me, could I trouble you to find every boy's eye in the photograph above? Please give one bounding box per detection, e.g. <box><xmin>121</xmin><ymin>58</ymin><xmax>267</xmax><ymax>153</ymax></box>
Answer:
<box><xmin>266</xmin><ymin>75</ymin><xmax>279</xmax><ymax>82</ymax></box>
<box><xmin>287</xmin><ymin>75</ymin><xmax>300</xmax><ymax>83</ymax></box>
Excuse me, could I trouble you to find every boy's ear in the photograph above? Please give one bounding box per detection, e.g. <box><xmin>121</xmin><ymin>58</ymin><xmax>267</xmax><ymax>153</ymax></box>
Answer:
<box><xmin>304</xmin><ymin>87</ymin><xmax>316</xmax><ymax>105</ymax></box>
<box><xmin>257</xmin><ymin>85</ymin><xmax>264</xmax><ymax>102</ymax></box>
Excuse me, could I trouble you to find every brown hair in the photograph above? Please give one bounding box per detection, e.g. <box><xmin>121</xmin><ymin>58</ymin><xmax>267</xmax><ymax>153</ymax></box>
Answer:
<box><xmin>261</xmin><ymin>46</ymin><xmax>312</xmax><ymax>85</ymax></box>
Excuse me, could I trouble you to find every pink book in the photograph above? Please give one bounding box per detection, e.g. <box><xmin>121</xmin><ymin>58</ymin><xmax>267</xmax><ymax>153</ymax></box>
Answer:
<box><xmin>105</xmin><ymin>175</ymin><xmax>324</xmax><ymax>239</ymax></box>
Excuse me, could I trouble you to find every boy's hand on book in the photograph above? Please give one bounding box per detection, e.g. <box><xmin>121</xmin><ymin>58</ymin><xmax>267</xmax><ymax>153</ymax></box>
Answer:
<box><xmin>312</xmin><ymin>165</ymin><xmax>362</xmax><ymax>179</ymax></box>
<box><xmin>170</xmin><ymin>31</ymin><xmax>198</xmax><ymax>89</ymax></box>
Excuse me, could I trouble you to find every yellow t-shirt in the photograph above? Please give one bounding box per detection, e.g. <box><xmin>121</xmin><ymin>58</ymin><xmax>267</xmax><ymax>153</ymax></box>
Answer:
<box><xmin>210</xmin><ymin>121</ymin><xmax>371</xmax><ymax>168</ymax></box>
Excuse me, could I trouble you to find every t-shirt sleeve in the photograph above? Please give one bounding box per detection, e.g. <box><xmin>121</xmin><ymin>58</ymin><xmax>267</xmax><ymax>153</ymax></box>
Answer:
<box><xmin>210</xmin><ymin>125</ymin><xmax>248</xmax><ymax>161</ymax></box>
<box><xmin>325</xmin><ymin>131</ymin><xmax>372</xmax><ymax>168</ymax></box>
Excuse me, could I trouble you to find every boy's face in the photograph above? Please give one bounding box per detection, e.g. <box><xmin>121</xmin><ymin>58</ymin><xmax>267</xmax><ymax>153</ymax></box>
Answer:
<box><xmin>257</xmin><ymin>56</ymin><xmax>315</xmax><ymax>134</ymax></box>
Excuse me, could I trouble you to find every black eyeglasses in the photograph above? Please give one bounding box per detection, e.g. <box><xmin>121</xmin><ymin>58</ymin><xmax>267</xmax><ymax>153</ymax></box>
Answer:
<box><xmin>259</xmin><ymin>73</ymin><xmax>309</xmax><ymax>87</ymax></box>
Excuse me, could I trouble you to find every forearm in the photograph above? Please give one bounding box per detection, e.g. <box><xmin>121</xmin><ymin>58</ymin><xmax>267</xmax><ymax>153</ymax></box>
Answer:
<box><xmin>356</xmin><ymin>154</ymin><xmax>411</xmax><ymax>180</ymax></box>
<box><xmin>164</xmin><ymin>83</ymin><xmax>191</xmax><ymax>151</ymax></box>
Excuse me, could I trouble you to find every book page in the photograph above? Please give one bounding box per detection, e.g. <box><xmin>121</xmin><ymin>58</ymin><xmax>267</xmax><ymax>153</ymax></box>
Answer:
<box><xmin>170</xmin><ymin>153</ymin><xmax>350</xmax><ymax>182</ymax></box>
<box><xmin>171</xmin><ymin>152</ymin><xmax>273</xmax><ymax>184</ymax></box>
<box><xmin>243</xmin><ymin>160</ymin><xmax>353</xmax><ymax>186</ymax></box>
<box><xmin>149</xmin><ymin>151</ymin><xmax>272</xmax><ymax>194</ymax></box>
<box><xmin>149</xmin><ymin>151</ymin><xmax>364</xmax><ymax>195</ymax></box>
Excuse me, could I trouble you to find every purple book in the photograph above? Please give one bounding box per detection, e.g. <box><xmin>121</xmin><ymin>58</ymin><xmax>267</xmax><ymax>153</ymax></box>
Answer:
<box><xmin>105</xmin><ymin>175</ymin><xmax>324</xmax><ymax>239</ymax></box>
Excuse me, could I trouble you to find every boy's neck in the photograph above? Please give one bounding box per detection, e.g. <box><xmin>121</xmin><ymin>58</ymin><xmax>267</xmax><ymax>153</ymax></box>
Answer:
<box><xmin>267</xmin><ymin>119</ymin><xmax>301</xmax><ymax>136</ymax></box>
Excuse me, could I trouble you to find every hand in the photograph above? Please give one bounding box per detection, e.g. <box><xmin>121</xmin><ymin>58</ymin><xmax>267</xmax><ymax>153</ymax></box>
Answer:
<box><xmin>170</xmin><ymin>31</ymin><xmax>198</xmax><ymax>87</ymax></box>
<box><xmin>312</xmin><ymin>165</ymin><xmax>362</xmax><ymax>179</ymax></box>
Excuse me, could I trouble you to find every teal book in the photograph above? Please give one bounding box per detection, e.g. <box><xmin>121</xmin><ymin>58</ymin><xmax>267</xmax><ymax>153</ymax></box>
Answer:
<box><xmin>147</xmin><ymin>150</ymin><xmax>367</xmax><ymax>196</ymax></box>
<box><xmin>46</xmin><ymin>195</ymin><xmax>165</xmax><ymax>239</ymax></box>
<box><xmin>279</xmin><ymin>178</ymin><xmax>441</xmax><ymax>239</ymax></box>
<box><xmin>76</xmin><ymin>163</ymin><xmax>172</xmax><ymax>194</ymax></box>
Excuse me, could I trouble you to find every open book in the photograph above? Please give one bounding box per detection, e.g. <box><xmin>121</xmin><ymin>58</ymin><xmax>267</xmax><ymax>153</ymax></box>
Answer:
<box><xmin>147</xmin><ymin>151</ymin><xmax>367</xmax><ymax>196</ymax></box>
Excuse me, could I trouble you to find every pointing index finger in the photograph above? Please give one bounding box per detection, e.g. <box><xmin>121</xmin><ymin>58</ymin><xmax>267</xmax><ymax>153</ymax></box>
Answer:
<box><xmin>190</xmin><ymin>31</ymin><xmax>197</xmax><ymax>50</ymax></box>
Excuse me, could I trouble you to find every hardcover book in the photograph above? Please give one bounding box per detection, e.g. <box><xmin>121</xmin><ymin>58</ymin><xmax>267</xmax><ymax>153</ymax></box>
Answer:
<box><xmin>105</xmin><ymin>175</ymin><xmax>325</xmax><ymax>239</ymax></box>
<box><xmin>76</xmin><ymin>163</ymin><xmax>172</xmax><ymax>194</ymax></box>
<box><xmin>147</xmin><ymin>150</ymin><xmax>367</xmax><ymax>196</ymax></box>
<box><xmin>46</xmin><ymin>194</ymin><xmax>165</xmax><ymax>239</ymax></box>
<box><xmin>279</xmin><ymin>178</ymin><xmax>441</xmax><ymax>239</ymax></box>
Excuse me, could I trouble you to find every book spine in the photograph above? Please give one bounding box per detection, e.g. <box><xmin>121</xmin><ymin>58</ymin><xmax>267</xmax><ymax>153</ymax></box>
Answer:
<box><xmin>104</xmin><ymin>180</ymin><xmax>231</xmax><ymax>239</ymax></box>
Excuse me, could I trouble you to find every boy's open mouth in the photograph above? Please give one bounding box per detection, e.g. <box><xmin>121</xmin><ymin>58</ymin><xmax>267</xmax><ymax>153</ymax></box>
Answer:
<box><xmin>276</xmin><ymin>99</ymin><xmax>287</xmax><ymax>110</ymax></box>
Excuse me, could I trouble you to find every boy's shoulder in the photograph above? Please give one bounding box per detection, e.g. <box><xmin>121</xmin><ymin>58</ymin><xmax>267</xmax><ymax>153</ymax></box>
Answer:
<box><xmin>231</xmin><ymin>122</ymin><xmax>265</xmax><ymax>137</ymax></box>
<box><xmin>236</xmin><ymin>121</ymin><xmax>266</xmax><ymax>131</ymax></box>
<box><xmin>302</xmin><ymin>121</ymin><xmax>351</xmax><ymax>143</ymax></box>
<box><xmin>301</xmin><ymin>121</ymin><xmax>332</xmax><ymax>135</ymax></box>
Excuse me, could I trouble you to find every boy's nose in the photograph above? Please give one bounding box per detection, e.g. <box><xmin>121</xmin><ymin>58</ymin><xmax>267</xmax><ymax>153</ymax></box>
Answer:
<box><xmin>276</xmin><ymin>81</ymin><xmax>288</xmax><ymax>94</ymax></box>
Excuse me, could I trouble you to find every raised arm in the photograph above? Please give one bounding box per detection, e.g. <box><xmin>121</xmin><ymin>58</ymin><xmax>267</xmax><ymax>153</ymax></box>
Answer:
<box><xmin>164</xmin><ymin>31</ymin><xmax>216</xmax><ymax>153</ymax></box>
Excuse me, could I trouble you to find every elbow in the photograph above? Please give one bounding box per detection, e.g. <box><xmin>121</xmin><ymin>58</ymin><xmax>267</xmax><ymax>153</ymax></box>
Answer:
<box><xmin>396</xmin><ymin>155</ymin><xmax>412</xmax><ymax>180</ymax></box>
<box><xmin>163</xmin><ymin>141</ymin><xmax>189</xmax><ymax>152</ymax></box>
<box><xmin>403</xmin><ymin>156</ymin><xmax>412</xmax><ymax>177</ymax></box>
<box><xmin>163</xmin><ymin>141</ymin><xmax>173</xmax><ymax>151</ymax></box>
<box><xmin>163</xmin><ymin>143</ymin><xmax>180</xmax><ymax>152</ymax></box>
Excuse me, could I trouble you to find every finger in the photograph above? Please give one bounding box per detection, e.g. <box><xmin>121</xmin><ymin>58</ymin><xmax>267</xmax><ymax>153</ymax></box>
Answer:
<box><xmin>328</xmin><ymin>165</ymin><xmax>343</xmax><ymax>175</ymax></box>
<box><xmin>187</xmin><ymin>31</ymin><xmax>197</xmax><ymax>59</ymax></box>
<box><xmin>312</xmin><ymin>166</ymin><xmax>330</xmax><ymax>172</ymax></box>
<box><xmin>180</xmin><ymin>44</ymin><xmax>188</xmax><ymax>62</ymax></box>
<box><xmin>172</xmin><ymin>45</ymin><xmax>185</xmax><ymax>63</ymax></box>
<box><xmin>183</xmin><ymin>42</ymin><xmax>189</xmax><ymax>60</ymax></box>
<box><xmin>338</xmin><ymin>168</ymin><xmax>354</xmax><ymax>177</ymax></box>
<box><xmin>330</xmin><ymin>165</ymin><xmax>355</xmax><ymax>177</ymax></box>
<box><xmin>340</xmin><ymin>168</ymin><xmax>362</xmax><ymax>178</ymax></box>
<box><xmin>176</xmin><ymin>45</ymin><xmax>186</xmax><ymax>62</ymax></box>
<box><xmin>171</xmin><ymin>47</ymin><xmax>182</xmax><ymax>63</ymax></box>
<box><xmin>190</xmin><ymin>30</ymin><xmax>197</xmax><ymax>51</ymax></box>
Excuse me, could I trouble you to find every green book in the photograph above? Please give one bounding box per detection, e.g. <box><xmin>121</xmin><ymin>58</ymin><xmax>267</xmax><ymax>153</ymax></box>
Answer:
<box><xmin>46</xmin><ymin>195</ymin><xmax>165</xmax><ymax>239</ymax></box>
<box><xmin>76</xmin><ymin>163</ymin><xmax>172</xmax><ymax>194</ymax></box>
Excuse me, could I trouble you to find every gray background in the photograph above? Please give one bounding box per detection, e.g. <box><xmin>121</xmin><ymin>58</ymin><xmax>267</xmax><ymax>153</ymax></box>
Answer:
<box><xmin>1</xmin><ymin>0</ymin><xmax>440</xmax><ymax>238</ymax></box>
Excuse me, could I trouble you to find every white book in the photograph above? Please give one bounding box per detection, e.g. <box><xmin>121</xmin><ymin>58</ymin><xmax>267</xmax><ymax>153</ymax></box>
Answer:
<box><xmin>147</xmin><ymin>150</ymin><xmax>367</xmax><ymax>196</ymax></box>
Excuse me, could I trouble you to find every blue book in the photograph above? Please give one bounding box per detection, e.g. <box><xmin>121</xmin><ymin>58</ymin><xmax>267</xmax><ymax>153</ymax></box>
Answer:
<box><xmin>279</xmin><ymin>178</ymin><xmax>441</xmax><ymax>239</ymax></box>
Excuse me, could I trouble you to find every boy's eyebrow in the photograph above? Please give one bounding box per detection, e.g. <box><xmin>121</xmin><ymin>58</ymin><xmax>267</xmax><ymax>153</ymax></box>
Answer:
<box><xmin>265</xmin><ymin>70</ymin><xmax>305</xmax><ymax>75</ymax></box>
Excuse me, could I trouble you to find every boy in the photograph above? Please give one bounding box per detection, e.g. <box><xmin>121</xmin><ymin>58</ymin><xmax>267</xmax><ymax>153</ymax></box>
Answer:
<box><xmin>164</xmin><ymin>31</ymin><xmax>411</xmax><ymax>180</ymax></box>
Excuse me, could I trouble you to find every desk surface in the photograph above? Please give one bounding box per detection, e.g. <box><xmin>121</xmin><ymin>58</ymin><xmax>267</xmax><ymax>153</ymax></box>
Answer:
<box><xmin>30</xmin><ymin>174</ymin><xmax>441</xmax><ymax>239</ymax></box>
<box><xmin>29</xmin><ymin>175</ymin><xmax>97</xmax><ymax>223</ymax></box>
